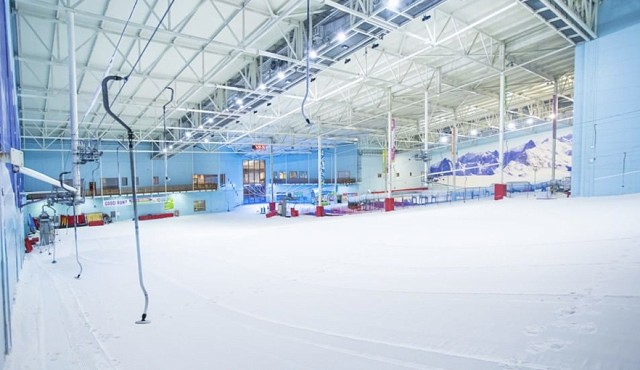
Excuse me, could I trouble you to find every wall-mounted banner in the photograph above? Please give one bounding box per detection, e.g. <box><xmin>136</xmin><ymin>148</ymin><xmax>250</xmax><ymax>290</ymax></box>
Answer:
<box><xmin>103</xmin><ymin>197</ymin><xmax>172</xmax><ymax>207</ymax></box>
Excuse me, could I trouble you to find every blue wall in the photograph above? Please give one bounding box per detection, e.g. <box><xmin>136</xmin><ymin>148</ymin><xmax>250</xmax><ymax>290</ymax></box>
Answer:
<box><xmin>0</xmin><ymin>0</ymin><xmax>23</xmax><ymax>361</ymax></box>
<box><xmin>22</xmin><ymin>141</ymin><xmax>243</xmax><ymax>192</ymax></box>
<box><xmin>572</xmin><ymin>3</ymin><xmax>640</xmax><ymax>196</ymax></box>
<box><xmin>22</xmin><ymin>140</ymin><xmax>245</xmax><ymax>218</ymax></box>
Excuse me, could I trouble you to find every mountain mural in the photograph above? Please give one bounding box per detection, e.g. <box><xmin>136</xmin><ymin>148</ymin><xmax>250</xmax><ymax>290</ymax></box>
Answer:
<box><xmin>429</xmin><ymin>134</ymin><xmax>572</xmax><ymax>179</ymax></box>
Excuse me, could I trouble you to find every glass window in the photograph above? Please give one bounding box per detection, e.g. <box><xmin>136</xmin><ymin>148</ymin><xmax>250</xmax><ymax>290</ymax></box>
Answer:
<box><xmin>193</xmin><ymin>200</ymin><xmax>206</xmax><ymax>212</ymax></box>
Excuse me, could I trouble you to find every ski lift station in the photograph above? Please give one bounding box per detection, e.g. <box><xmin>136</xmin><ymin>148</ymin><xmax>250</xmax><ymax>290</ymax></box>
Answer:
<box><xmin>1</xmin><ymin>0</ymin><xmax>640</xmax><ymax>368</ymax></box>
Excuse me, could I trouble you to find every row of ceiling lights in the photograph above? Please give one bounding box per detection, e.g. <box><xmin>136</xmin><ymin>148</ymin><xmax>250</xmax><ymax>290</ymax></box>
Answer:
<box><xmin>164</xmin><ymin>0</ymin><xmax>427</xmax><ymax>154</ymax></box>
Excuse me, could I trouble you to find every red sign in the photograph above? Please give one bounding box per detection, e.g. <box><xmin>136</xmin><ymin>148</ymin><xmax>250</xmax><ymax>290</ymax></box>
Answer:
<box><xmin>252</xmin><ymin>144</ymin><xmax>267</xmax><ymax>151</ymax></box>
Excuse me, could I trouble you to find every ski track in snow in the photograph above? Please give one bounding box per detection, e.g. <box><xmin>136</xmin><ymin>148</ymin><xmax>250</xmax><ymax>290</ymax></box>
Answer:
<box><xmin>147</xmin><ymin>266</ymin><xmax>558</xmax><ymax>370</ymax></box>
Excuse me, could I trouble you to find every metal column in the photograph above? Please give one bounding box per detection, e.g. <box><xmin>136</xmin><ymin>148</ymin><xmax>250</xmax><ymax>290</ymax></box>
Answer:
<box><xmin>498</xmin><ymin>71</ymin><xmax>506</xmax><ymax>184</ymax></box>
<box><xmin>424</xmin><ymin>90</ymin><xmax>429</xmax><ymax>185</ymax></box>
<box><xmin>269</xmin><ymin>143</ymin><xmax>274</xmax><ymax>202</ymax></box>
<box><xmin>387</xmin><ymin>88</ymin><xmax>392</xmax><ymax>199</ymax></box>
<box><xmin>551</xmin><ymin>80</ymin><xmax>558</xmax><ymax>184</ymax></box>
<box><xmin>67</xmin><ymin>11</ymin><xmax>81</xmax><ymax>202</ymax></box>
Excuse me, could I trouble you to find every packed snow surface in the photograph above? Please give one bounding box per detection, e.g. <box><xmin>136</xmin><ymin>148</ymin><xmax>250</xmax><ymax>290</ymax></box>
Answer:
<box><xmin>5</xmin><ymin>194</ymin><xmax>640</xmax><ymax>369</ymax></box>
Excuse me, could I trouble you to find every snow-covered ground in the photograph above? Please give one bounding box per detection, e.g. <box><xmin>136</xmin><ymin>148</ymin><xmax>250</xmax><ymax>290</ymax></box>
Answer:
<box><xmin>5</xmin><ymin>194</ymin><xmax>640</xmax><ymax>370</ymax></box>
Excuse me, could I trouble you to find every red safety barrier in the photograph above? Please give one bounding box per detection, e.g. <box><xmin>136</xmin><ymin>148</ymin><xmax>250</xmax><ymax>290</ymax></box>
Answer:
<box><xmin>494</xmin><ymin>184</ymin><xmax>507</xmax><ymax>200</ymax></box>
<box><xmin>315</xmin><ymin>206</ymin><xmax>325</xmax><ymax>217</ymax></box>
<box><xmin>384</xmin><ymin>198</ymin><xmax>395</xmax><ymax>212</ymax></box>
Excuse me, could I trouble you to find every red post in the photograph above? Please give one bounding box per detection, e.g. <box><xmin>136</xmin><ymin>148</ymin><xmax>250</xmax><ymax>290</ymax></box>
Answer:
<box><xmin>384</xmin><ymin>197</ymin><xmax>395</xmax><ymax>211</ymax></box>
<box><xmin>494</xmin><ymin>184</ymin><xmax>507</xmax><ymax>200</ymax></box>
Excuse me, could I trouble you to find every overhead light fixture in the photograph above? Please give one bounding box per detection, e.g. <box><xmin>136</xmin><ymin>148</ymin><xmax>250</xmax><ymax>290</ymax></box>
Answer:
<box><xmin>422</xmin><ymin>14</ymin><xmax>431</xmax><ymax>22</ymax></box>
<box><xmin>162</xmin><ymin>148</ymin><xmax>167</xmax><ymax>153</ymax></box>
<box><xmin>258</xmin><ymin>83</ymin><xmax>266</xmax><ymax>90</ymax></box>
<box><xmin>344</xmin><ymin>58</ymin><xmax>351</xmax><ymax>64</ymax></box>
<box><xmin>371</xmin><ymin>43</ymin><xmax>380</xmax><ymax>49</ymax></box>
<box><xmin>526</xmin><ymin>118</ymin><xmax>534</xmax><ymax>125</ymax></box>
<box><xmin>309</xmin><ymin>49</ymin><xmax>317</xmax><ymax>59</ymax></box>
<box><xmin>439</xmin><ymin>136</ymin><xmax>449</xmax><ymax>143</ymax></box>
<box><xmin>507</xmin><ymin>122</ymin><xmax>516</xmax><ymax>130</ymax></box>
<box><xmin>185</xmin><ymin>131</ymin><xmax>192</xmax><ymax>138</ymax></box>
<box><xmin>285</xmin><ymin>79</ymin><xmax>291</xmax><ymax>84</ymax></box>
<box><xmin>206</xmin><ymin>117</ymin><xmax>213</xmax><ymax>124</ymax></box>
<box><xmin>549</xmin><ymin>113</ymin><xmax>556</xmax><ymax>120</ymax></box>
<box><xmin>198</xmin><ymin>124</ymin><xmax>203</xmax><ymax>129</ymax></box>
<box><xmin>204</xmin><ymin>138</ymin><xmax>209</xmax><ymax>143</ymax></box>
<box><xmin>387</xmin><ymin>0</ymin><xmax>400</xmax><ymax>9</ymax></box>
<box><xmin>277</xmin><ymin>71</ymin><xmax>285</xmax><ymax>80</ymax></box>
<box><xmin>235</xmin><ymin>98</ymin><xmax>243</xmax><ymax>105</ymax></box>
<box><xmin>169</xmin><ymin>145</ymin><xmax>173</xmax><ymax>149</ymax></box>
<box><xmin>341</xmin><ymin>44</ymin><xmax>349</xmax><ymax>49</ymax></box>
<box><xmin>470</xmin><ymin>129</ymin><xmax>478</xmax><ymax>136</ymax></box>
<box><xmin>336</xmin><ymin>31</ymin><xmax>346</xmax><ymax>42</ymax></box>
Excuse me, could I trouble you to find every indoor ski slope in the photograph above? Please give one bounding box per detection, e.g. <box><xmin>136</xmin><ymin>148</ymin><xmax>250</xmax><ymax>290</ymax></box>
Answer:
<box><xmin>5</xmin><ymin>195</ymin><xmax>640</xmax><ymax>370</ymax></box>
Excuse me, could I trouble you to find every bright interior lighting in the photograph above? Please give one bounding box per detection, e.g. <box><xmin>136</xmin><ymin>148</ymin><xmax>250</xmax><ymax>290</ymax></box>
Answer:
<box><xmin>507</xmin><ymin>122</ymin><xmax>516</xmax><ymax>130</ymax></box>
<box><xmin>336</xmin><ymin>31</ymin><xmax>346</xmax><ymax>42</ymax></box>
<box><xmin>206</xmin><ymin>117</ymin><xmax>213</xmax><ymax>124</ymax></box>
<box><xmin>162</xmin><ymin>148</ymin><xmax>167</xmax><ymax>153</ymax></box>
<box><xmin>258</xmin><ymin>83</ymin><xmax>266</xmax><ymax>90</ymax></box>
<box><xmin>526</xmin><ymin>118</ymin><xmax>534</xmax><ymax>125</ymax></box>
<box><xmin>204</xmin><ymin>138</ymin><xmax>209</xmax><ymax>143</ymax></box>
<box><xmin>549</xmin><ymin>113</ymin><xmax>556</xmax><ymax>120</ymax></box>
<box><xmin>198</xmin><ymin>124</ymin><xmax>203</xmax><ymax>129</ymax></box>
<box><xmin>277</xmin><ymin>71</ymin><xmax>285</xmax><ymax>80</ymax></box>
<box><xmin>439</xmin><ymin>136</ymin><xmax>449</xmax><ymax>143</ymax></box>
<box><xmin>470</xmin><ymin>129</ymin><xmax>478</xmax><ymax>136</ymax></box>
<box><xmin>387</xmin><ymin>0</ymin><xmax>400</xmax><ymax>9</ymax></box>
<box><xmin>185</xmin><ymin>131</ymin><xmax>192</xmax><ymax>138</ymax></box>
<box><xmin>235</xmin><ymin>98</ymin><xmax>243</xmax><ymax>105</ymax></box>
<box><xmin>169</xmin><ymin>145</ymin><xmax>173</xmax><ymax>149</ymax></box>
<box><xmin>309</xmin><ymin>50</ymin><xmax>317</xmax><ymax>59</ymax></box>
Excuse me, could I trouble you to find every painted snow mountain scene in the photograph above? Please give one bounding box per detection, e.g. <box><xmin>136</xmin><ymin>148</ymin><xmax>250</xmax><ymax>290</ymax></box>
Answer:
<box><xmin>429</xmin><ymin>131</ymin><xmax>572</xmax><ymax>187</ymax></box>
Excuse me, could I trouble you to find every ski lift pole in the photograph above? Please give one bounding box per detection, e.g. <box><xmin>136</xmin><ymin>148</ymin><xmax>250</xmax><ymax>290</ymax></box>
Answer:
<box><xmin>162</xmin><ymin>87</ymin><xmax>174</xmax><ymax>193</ymax></box>
<box><xmin>60</xmin><ymin>171</ymin><xmax>82</xmax><ymax>277</ymax></box>
<box><xmin>102</xmin><ymin>75</ymin><xmax>150</xmax><ymax>324</ymax></box>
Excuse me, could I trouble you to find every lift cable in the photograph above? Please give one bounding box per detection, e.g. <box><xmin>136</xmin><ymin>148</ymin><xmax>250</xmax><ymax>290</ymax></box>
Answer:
<box><xmin>301</xmin><ymin>0</ymin><xmax>312</xmax><ymax>125</ymax></box>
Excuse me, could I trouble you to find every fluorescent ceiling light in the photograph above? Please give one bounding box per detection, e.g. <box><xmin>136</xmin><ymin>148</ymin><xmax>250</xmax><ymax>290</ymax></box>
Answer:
<box><xmin>309</xmin><ymin>50</ymin><xmax>317</xmax><ymax>59</ymax></box>
<box><xmin>258</xmin><ymin>83</ymin><xmax>266</xmax><ymax>90</ymax></box>
<box><xmin>336</xmin><ymin>31</ymin><xmax>346</xmax><ymax>42</ymax></box>
<box><xmin>387</xmin><ymin>0</ymin><xmax>400</xmax><ymax>9</ymax></box>
<box><xmin>470</xmin><ymin>129</ymin><xmax>478</xmax><ymax>136</ymax></box>
<box><xmin>439</xmin><ymin>136</ymin><xmax>449</xmax><ymax>143</ymax></box>
<box><xmin>277</xmin><ymin>71</ymin><xmax>285</xmax><ymax>80</ymax></box>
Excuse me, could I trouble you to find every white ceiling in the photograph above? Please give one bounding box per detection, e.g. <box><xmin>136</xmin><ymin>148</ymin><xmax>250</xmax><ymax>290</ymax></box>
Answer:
<box><xmin>13</xmin><ymin>0</ymin><xmax>598</xmax><ymax>155</ymax></box>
